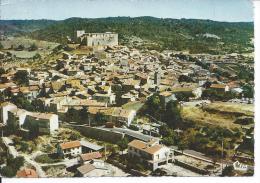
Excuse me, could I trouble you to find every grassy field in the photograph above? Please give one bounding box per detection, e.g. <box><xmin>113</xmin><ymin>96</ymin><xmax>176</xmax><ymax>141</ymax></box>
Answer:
<box><xmin>0</xmin><ymin>37</ymin><xmax>60</xmax><ymax>59</ymax></box>
<box><xmin>1</xmin><ymin>37</ymin><xmax>59</xmax><ymax>50</ymax></box>
<box><xmin>203</xmin><ymin>102</ymin><xmax>254</xmax><ymax>116</ymax></box>
<box><xmin>181</xmin><ymin>102</ymin><xmax>254</xmax><ymax>129</ymax></box>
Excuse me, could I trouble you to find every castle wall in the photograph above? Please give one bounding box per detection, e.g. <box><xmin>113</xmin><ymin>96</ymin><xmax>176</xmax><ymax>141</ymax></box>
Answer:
<box><xmin>80</xmin><ymin>33</ymin><xmax>118</xmax><ymax>47</ymax></box>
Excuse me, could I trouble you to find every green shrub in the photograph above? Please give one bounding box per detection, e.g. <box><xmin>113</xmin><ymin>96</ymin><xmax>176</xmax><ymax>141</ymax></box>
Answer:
<box><xmin>35</xmin><ymin>154</ymin><xmax>62</xmax><ymax>164</ymax></box>
<box><xmin>0</xmin><ymin>166</ymin><xmax>17</xmax><ymax>177</ymax></box>
<box><xmin>129</xmin><ymin>125</ymin><xmax>139</xmax><ymax>131</ymax></box>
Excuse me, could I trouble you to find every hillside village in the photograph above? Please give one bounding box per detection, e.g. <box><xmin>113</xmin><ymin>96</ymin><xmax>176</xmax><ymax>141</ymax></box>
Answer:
<box><xmin>0</xmin><ymin>29</ymin><xmax>254</xmax><ymax>178</ymax></box>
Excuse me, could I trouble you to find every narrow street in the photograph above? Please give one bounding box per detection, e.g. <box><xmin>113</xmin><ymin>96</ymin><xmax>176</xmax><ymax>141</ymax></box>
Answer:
<box><xmin>23</xmin><ymin>154</ymin><xmax>47</xmax><ymax>177</ymax></box>
<box><xmin>2</xmin><ymin>137</ymin><xmax>19</xmax><ymax>158</ymax></box>
<box><xmin>40</xmin><ymin>158</ymin><xmax>79</xmax><ymax>168</ymax></box>
<box><xmin>1</xmin><ymin>137</ymin><xmax>47</xmax><ymax>178</ymax></box>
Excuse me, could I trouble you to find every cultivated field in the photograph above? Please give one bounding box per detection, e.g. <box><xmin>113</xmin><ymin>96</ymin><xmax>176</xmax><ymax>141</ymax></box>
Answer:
<box><xmin>0</xmin><ymin>37</ymin><xmax>60</xmax><ymax>59</ymax></box>
<box><xmin>181</xmin><ymin>102</ymin><xmax>254</xmax><ymax>129</ymax></box>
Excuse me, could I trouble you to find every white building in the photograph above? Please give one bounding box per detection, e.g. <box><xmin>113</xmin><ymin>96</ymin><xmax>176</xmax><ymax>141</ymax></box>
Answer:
<box><xmin>24</xmin><ymin>112</ymin><xmax>59</xmax><ymax>134</ymax></box>
<box><xmin>0</xmin><ymin>102</ymin><xmax>17</xmax><ymax>125</ymax></box>
<box><xmin>7</xmin><ymin>108</ymin><xmax>28</xmax><ymax>127</ymax></box>
<box><xmin>0</xmin><ymin>102</ymin><xmax>59</xmax><ymax>135</ymax></box>
<box><xmin>111</xmin><ymin>108</ymin><xmax>136</xmax><ymax>126</ymax></box>
<box><xmin>128</xmin><ymin>139</ymin><xmax>173</xmax><ymax>171</ymax></box>
<box><xmin>77</xmin><ymin>160</ymin><xmax>111</xmax><ymax>177</ymax></box>
<box><xmin>77</xmin><ymin>31</ymin><xmax>118</xmax><ymax>47</ymax></box>
<box><xmin>57</xmin><ymin>140</ymin><xmax>82</xmax><ymax>159</ymax></box>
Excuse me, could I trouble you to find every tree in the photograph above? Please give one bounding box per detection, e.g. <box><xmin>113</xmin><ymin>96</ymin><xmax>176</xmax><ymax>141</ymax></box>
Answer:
<box><xmin>38</xmin><ymin>84</ymin><xmax>49</xmax><ymax>98</ymax></box>
<box><xmin>12</xmin><ymin>156</ymin><xmax>25</xmax><ymax>170</ymax></box>
<box><xmin>175</xmin><ymin>91</ymin><xmax>194</xmax><ymax>102</ymax></box>
<box><xmin>19</xmin><ymin>141</ymin><xmax>29</xmax><ymax>152</ymax></box>
<box><xmin>4</xmin><ymin>87</ymin><xmax>13</xmax><ymax>99</ymax></box>
<box><xmin>221</xmin><ymin>165</ymin><xmax>234</xmax><ymax>176</ymax></box>
<box><xmin>178</xmin><ymin>141</ymin><xmax>188</xmax><ymax>153</ymax></box>
<box><xmin>202</xmin><ymin>89</ymin><xmax>236</xmax><ymax>101</ymax></box>
<box><xmin>0</xmin><ymin>68</ymin><xmax>5</xmax><ymax>75</ymax></box>
<box><xmin>0</xmin><ymin>166</ymin><xmax>16</xmax><ymax>177</ymax></box>
<box><xmin>164</xmin><ymin>101</ymin><xmax>182</xmax><ymax>128</ymax></box>
<box><xmin>117</xmin><ymin>137</ymin><xmax>129</xmax><ymax>154</ymax></box>
<box><xmin>162</xmin><ymin>136</ymin><xmax>175</xmax><ymax>146</ymax></box>
<box><xmin>144</xmin><ymin>93</ymin><xmax>163</xmax><ymax>119</ymax></box>
<box><xmin>95</xmin><ymin>112</ymin><xmax>106</xmax><ymax>126</ymax></box>
<box><xmin>65</xmin><ymin>108</ymin><xmax>79</xmax><ymax>122</ymax></box>
<box><xmin>28</xmin><ymin>43</ymin><xmax>38</xmax><ymax>51</ymax></box>
<box><xmin>0</xmin><ymin>42</ymin><xmax>4</xmax><ymax>50</ymax></box>
<box><xmin>69</xmin><ymin>131</ymin><xmax>82</xmax><ymax>140</ymax></box>
<box><xmin>242</xmin><ymin>84</ymin><xmax>254</xmax><ymax>98</ymax></box>
<box><xmin>0</xmin><ymin>91</ymin><xmax>5</xmax><ymax>102</ymax></box>
<box><xmin>14</xmin><ymin>70</ymin><xmax>29</xmax><ymax>86</ymax></box>
<box><xmin>22</xmin><ymin>118</ymin><xmax>39</xmax><ymax>139</ymax></box>
<box><xmin>178</xmin><ymin>75</ymin><xmax>195</xmax><ymax>83</ymax></box>
<box><xmin>79</xmin><ymin>106</ymin><xmax>89</xmax><ymax>124</ymax></box>
<box><xmin>11</xmin><ymin>92</ymin><xmax>34</xmax><ymax>111</ymax></box>
<box><xmin>159</xmin><ymin>125</ymin><xmax>174</xmax><ymax>137</ymax></box>
<box><xmin>15</xmin><ymin>44</ymin><xmax>24</xmax><ymax>51</ymax></box>
<box><xmin>31</xmin><ymin>99</ymin><xmax>45</xmax><ymax>112</ymax></box>
<box><xmin>33</xmin><ymin>53</ymin><xmax>41</xmax><ymax>60</ymax></box>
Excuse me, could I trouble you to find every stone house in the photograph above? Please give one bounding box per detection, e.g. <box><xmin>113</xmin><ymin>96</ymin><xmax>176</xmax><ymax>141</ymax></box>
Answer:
<box><xmin>128</xmin><ymin>140</ymin><xmax>173</xmax><ymax>171</ymax></box>
<box><xmin>57</xmin><ymin>140</ymin><xmax>82</xmax><ymax>159</ymax></box>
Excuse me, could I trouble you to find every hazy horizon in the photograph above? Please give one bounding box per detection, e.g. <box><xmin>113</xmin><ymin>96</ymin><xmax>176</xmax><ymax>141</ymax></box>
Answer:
<box><xmin>0</xmin><ymin>0</ymin><xmax>254</xmax><ymax>22</ymax></box>
<box><xmin>0</xmin><ymin>16</ymin><xmax>255</xmax><ymax>23</ymax></box>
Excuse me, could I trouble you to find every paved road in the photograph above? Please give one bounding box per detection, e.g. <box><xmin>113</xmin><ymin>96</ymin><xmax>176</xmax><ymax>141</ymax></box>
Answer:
<box><xmin>23</xmin><ymin>154</ymin><xmax>47</xmax><ymax>177</ymax></box>
<box><xmin>2</xmin><ymin>137</ymin><xmax>19</xmax><ymax>158</ymax></box>
<box><xmin>40</xmin><ymin>158</ymin><xmax>79</xmax><ymax>168</ymax></box>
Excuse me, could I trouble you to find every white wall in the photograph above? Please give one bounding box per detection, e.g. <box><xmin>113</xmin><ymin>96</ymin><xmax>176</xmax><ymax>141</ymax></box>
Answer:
<box><xmin>18</xmin><ymin>111</ymin><xmax>28</xmax><ymax>126</ymax></box>
<box><xmin>127</xmin><ymin>110</ymin><xmax>136</xmax><ymax>126</ymax></box>
<box><xmin>153</xmin><ymin>147</ymin><xmax>170</xmax><ymax>161</ymax></box>
<box><xmin>1</xmin><ymin>104</ymin><xmax>17</xmax><ymax>125</ymax></box>
<box><xmin>69</xmin><ymin>146</ymin><xmax>82</xmax><ymax>157</ymax></box>
<box><xmin>50</xmin><ymin>114</ymin><xmax>59</xmax><ymax>133</ymax></box>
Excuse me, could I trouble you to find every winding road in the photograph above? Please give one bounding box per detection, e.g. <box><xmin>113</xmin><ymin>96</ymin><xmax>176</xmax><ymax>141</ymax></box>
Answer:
<box><xmin>2</xmin><ymin>137</ymin><xmax>46</xmax><ymax>177</ymax></box>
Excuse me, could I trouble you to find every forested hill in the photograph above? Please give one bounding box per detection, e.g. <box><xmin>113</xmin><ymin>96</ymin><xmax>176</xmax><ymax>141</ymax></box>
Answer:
<box><xmin>0</xmin><ymin>20</ymin><xmax>57</xmax><ymax>35</ymax></box>
<box><xmin>1</xmin><ymin>17</ymin><xmax>254</xmax><ymax>54</ymax></box>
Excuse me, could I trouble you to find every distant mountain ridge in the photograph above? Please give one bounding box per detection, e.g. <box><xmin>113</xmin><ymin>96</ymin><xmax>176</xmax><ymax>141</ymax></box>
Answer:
<box><xmin>0</xmin><ymin>19</ymin><xmax>57</xmax><ymax>34</ymax></box>
<box><xmin>0</xmin><ymin>17</ymin><xmax>254</xmax><ymax>54</ymax></box>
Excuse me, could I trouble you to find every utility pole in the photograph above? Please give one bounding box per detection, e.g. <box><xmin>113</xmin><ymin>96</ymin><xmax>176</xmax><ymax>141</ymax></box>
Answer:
<box><xmin>104</xmin><ymin>144</ymin><xmax>107</xmax><ymax>160</ymax></box>
<box><xmin>221</xmin><ymin>136</ymin><xmax>224</xmax><ymax>174</ymax></box>
<box><xmin>1</xmin><ymin>125</ymin><xmax>3</xmax><ymax>137</ymax></box>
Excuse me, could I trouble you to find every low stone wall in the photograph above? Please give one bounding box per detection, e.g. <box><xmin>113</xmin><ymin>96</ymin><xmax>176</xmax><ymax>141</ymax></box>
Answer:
<box><xmin>174</xmin><ymin>159</ymin><xmax>209</xmax><ymax>175</ymax></box>
<box><xmin>63</xmin><ymin>124</ymin><xmax>124</xmax><ymax>143</ymax></box>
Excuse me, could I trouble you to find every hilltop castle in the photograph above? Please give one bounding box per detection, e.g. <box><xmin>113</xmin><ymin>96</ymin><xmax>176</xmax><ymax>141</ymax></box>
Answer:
<box><xmin>76</xmin><ymin>30</ymin><xmax>118</xmax><ymax>47</ymax></box>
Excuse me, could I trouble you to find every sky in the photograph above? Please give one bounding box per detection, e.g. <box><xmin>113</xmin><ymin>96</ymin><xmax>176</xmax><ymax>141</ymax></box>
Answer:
<box><xmin>0</xmin><ymin>0</ymin><xmax>254</xmax><ymax>22</ymax></box>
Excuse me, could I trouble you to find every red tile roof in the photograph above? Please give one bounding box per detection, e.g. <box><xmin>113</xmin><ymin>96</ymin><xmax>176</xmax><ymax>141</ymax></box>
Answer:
<box><xmin>80</xmin><ymin>152</ymin><xmax>102</xmax><ymax>161</ymax></box>
<box><xmin>16</xmin><ymin>168</ymin><xmax>38</xmax><ymax>178</ymax></box>
<box><xmin>128</xmin><ymin>140</ymin><xmax>163</xmax><ymax>155</ymax></box>
<box><xmin>60</xmin><ymin>141</ymin><xmax>81</xmax><ymax>150</ymax></box>
<box><xmin>210</xmin><ymin>84</ymin><xmax>226</xmax><ymax>89</ymax></box>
